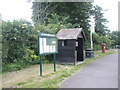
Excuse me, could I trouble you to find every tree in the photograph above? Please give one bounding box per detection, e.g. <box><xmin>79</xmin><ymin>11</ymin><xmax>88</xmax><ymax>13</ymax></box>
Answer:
<box><xmin>32</xmin><ymin>2</ymin><xmax>93</xmax><ymax>40</ymax></box>
<box><xmin>92</xmin><ymin>5</ymin><xmax>110</xmax><ymax>36</ymax></box>
<box><xmin>110</xmin><ymin>30</ymin><xmax>120</xmax><ymax>46</ymax></box>
<box><xmin>93</xmin><ymin>33</ymin><xmax>114</xmax><ymax>50</ymax></box>
<box><xmin>32</xmin><ymin>2</ymin><xmax>112</xmax><ymax>50</ymax></box>
<box><xmin>32</xmin><ymin>2</ymin><xmax>56</xmax><ymax>24</ymax></box>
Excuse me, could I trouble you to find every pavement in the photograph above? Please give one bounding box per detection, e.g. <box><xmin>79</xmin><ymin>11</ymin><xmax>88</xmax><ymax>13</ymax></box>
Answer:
<box><xmin>60</xmin><ymin>52</ymin><xmax>118</xmax><ymax>88</ymax></box>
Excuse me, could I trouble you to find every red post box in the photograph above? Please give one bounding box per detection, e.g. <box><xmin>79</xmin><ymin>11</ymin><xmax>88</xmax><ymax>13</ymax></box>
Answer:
<box><xmin>102</xmin><ymin>43</ymin><xmax>106</xmax><ymax>53</ymax></box>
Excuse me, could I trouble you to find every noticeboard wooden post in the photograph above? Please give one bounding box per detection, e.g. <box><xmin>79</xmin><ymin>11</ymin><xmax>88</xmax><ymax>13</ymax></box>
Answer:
<box><xmin>38</xmin><ymin>33</ymin><xmax>58</xmax><ymax>76</ymax></box>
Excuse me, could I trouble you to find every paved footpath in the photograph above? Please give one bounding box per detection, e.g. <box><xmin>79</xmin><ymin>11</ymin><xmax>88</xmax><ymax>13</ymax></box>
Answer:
<box><xmin>61</xmin><ymin>53</ymin><xmax>118</xmax><ymax>88</ymax></box>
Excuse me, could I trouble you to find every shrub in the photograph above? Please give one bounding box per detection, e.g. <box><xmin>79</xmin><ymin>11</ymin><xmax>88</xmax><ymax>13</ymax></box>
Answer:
<box><xmin>2</xmin><ymin>20</ymin><xmax>41</xmax><ymax>72</ymax></box>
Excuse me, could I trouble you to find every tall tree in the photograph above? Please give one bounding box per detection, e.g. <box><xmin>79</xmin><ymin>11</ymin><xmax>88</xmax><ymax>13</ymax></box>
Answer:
<box><xmin>32</xmin><ymin>2</ymin><xmax>56</xmax><ymax>24</ymax></box>
<box><xmin>32</xmin><ymin>2</ymin><xmax>93</xmax><ymax>38</ymax></box>
<box><xmin>92</xmin><ymin>5</ymin><xmax>110</xmax><ymax>36</ymax></box>
<box><xmin>53</xmin><ymin>3</ymin><xmax>92</xmax><ymax>31</ymax></box>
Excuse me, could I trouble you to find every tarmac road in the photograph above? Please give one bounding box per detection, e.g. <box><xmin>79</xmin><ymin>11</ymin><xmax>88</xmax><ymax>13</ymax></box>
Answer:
<box><xmin>60</xmin><ymin>52</ymin><xmax>118</xmax><ymax>88</ymax></box>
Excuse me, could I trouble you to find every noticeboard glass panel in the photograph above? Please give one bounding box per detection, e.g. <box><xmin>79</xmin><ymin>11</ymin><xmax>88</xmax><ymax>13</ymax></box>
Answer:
<box><xmin>38</xmin><ymin>33</ymin><xmax>58</xmax><ymax>55</ymax></box>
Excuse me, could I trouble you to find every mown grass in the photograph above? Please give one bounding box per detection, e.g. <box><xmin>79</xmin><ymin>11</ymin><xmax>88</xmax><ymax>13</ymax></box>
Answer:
<box><xmin>2</xmin><ymin>50</ymin><xmax>117</xmax><ymax>88</ymax></box>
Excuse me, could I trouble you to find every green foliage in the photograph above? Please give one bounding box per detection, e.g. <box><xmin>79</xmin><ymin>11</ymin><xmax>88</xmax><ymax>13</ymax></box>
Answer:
<box><xmin>44</xmin><ymin>13</ymin><xmax>69</xmax><ymax>34</ymax></box>
<box><xmin>2</xmin><ymin>20</ymin><xmax>40</xmax><ymax>72</ymax></box>
<box><xmin>2</xmin><ymin>20</ymin><xmax>32</xmax><ymax>63</ymax></box>
<box><xmin>92</xmin><ymin>5</ymin><xmax>110</xmax><ymax>36</ymax></box>
<box><xmin>32</xmin><ymin>2</ymin><xmax>93</xmax><ymax>38</ymax></box>
<box><xmin>32</xmin><ymin>2</ymin><xmax>56</xmax><ymax>24</ymax></box>
<box><xmin>85</xmin><ymin>40</ymin><xmax>91</xmax><ymax>49</ymax></box>
<box><xmin>2</xmin><ymin>19</ymin><xmax>53</xmax><ymax>72</ymax></box>
<box><xmin>110</xmin><ymin>30</ymin><xmax>120</xmax><ymax>46</ymax></box>
<box><xmin>93</xmin><ymin>33</ymin><xmax>114</xmax><ymax>50</ymax></box>
<box><xmin>33</xmin><ymin>13</ymin><xmax>69</xmax><ymax>34</ymax></box>
<box><xmin>2</xmin><ymin>2</ymin><xmax>115</xmax><ymax>72</ymax></box>
<box><xmin>3</xmin><ymin>63</ymin><xmax>23</xmax><ymax>72</ymax></box>
<box><xmin>32</xmin><ymin>2</ymin><xmax>111</xmax><ymax>50</ymax></box>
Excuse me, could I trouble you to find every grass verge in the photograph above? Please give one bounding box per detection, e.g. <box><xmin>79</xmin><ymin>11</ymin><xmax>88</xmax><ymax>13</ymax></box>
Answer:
<box><xmin>2</xmin><ymin>50</ymin><xmax>117</xmax><ymax>88</ymax></box>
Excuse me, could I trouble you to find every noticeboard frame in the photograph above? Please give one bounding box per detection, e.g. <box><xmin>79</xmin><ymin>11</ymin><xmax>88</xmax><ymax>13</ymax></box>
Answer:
<box><xmin>38</xmin><ymin>33</ymin><xmax>58</xmax><ymax>56</ymax></box>
<box><xmin>38</xmin><ymin>33</ymin><xmax>58</xmax><ymax>76</ymax></box>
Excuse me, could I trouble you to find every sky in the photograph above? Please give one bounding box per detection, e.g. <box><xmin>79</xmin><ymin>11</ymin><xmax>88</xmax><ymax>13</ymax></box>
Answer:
<box><xmin>0</xmin><ymin>0</ymin><xmax>33</xmax><ymax>22</ymax></box>
<box><xmin>94</xmin><ymin>0</ymin><xmax>119</xmax><ymax>31</ymax></box>
<box><xmin>0</xmin><ymin>0</ymin><xmax>119</xmax><ymax>31</ymax></box>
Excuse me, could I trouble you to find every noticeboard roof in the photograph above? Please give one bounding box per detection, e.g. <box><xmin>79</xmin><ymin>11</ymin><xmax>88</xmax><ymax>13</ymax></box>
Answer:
<box><xmin>38</xmin><ymin>33</ymin><xmax>56</xmax><ymax>38</ymax></box>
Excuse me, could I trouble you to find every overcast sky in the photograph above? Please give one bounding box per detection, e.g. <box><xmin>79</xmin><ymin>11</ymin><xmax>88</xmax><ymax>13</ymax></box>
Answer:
<box><xmin>94</xmin><ymin>0</ymin><xmax>119</xmax><ymax>31</ymax></box>
<box><xmin>0</xmin><ymin>0</ymin><xmax>119</xmax><ymax>31</ymax></box>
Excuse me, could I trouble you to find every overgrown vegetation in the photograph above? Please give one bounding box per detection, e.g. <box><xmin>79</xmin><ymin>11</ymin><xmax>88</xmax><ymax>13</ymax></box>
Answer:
<box><xmin>110</xmin><ymin>30</ymin><xmax>120</xmax><ymax>48</ymax></box>
<box><xmin>2</xmin><ymin>20</ymin><xmax>43</xmax><ymax>72</ymax></box>
<box><xmin>2</xmin><ymin>2</ymin><xmax>118</xmax><ymax>72</ymax></box>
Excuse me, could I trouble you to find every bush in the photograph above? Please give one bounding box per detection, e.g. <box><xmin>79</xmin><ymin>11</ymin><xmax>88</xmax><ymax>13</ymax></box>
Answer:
<box><xmin>93</xmin><ymin>44</ymin><xmax>101</xmax><ymax>51</ymax></box>
<box><xmin>2</xmin><ymin>48</ymin><xmax>41</xmax><ymax>72</ymax></box>
<box><xmin>2</xmin><ymin>20</ymin><xmax>41</xmax><ymax>72</ymax></box>
<box><xmin>3</xmin><ymin>63</ymin><xmax>23</xmax><ymax>72</ymax></box>
<box><xmin>92</xmin><ymin>33</ymin><xmax>113</xmax><ymax>50</ymax></box>
<box><xmin>2</xmin><ymin>20</ymin><xmax>32</xmax><ymax>63</ymax></box>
